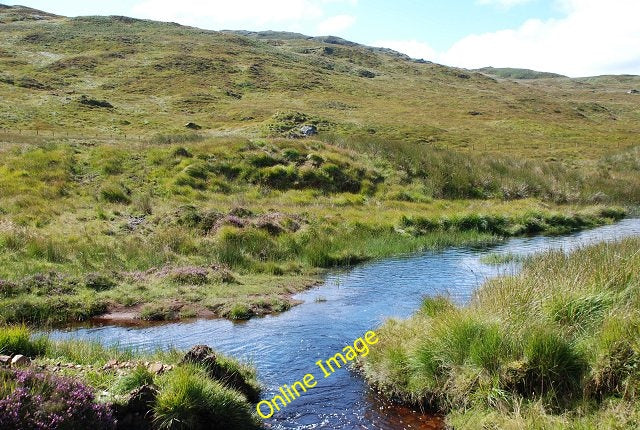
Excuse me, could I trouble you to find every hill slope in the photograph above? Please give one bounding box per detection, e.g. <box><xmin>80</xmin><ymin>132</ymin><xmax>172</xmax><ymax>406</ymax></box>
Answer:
<box><xmin>0</xmin><ymin>5</ymin><xmax>638</xmax><ymax>326</ymax></box>
<box><xmin>475</xmin><ymin>66</ymin><xmax>567</xmax><ymax>79</ymax></box>
<box><xmin>0</xmin><ymin>4</ymin><xmax>639</xmax><ymax>157</ymax></box>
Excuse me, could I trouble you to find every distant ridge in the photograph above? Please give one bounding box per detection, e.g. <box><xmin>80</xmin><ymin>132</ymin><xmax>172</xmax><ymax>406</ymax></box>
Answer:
<box><xmin>476</xmin><ymin>67</ymin><xmax>567</xmax><ymax>79</ymax></box>
<box><xmin>0</xmin><ymin>3</ymin><xmax>60</xmax><ymax>22</ymax></box>
<box><xmin>221</xmin><ymin>30</ymin><xmax>422</xmax><ymax>61</ymax></box>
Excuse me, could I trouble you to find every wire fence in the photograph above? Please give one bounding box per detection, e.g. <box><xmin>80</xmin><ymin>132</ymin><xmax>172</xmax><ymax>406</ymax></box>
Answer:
<box><xmin>0</xmin><ymin>128</ymin><xmax>148</xmax><ymax>142</ymax></box>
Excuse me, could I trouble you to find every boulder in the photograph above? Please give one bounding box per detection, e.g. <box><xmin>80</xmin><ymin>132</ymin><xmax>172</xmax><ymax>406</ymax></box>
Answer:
<box><xmin>299</xmin><ymin>125</ymin><xmax>318</xmax><ymax>136</ymax></box>
<box><xmin>147</xmin><ymin>362</ymin><xmax>165</xmax><ymax>375</ymax></box>
<box><xmin>11</xmin><ymin>354</ymin><xmax>30</xmax><ymax>367</ymax></box>
<box><xmin>78</xmin><ymin>95</ymin><xmax>113</xmax><ymax>108</ymax></box>
<box><xmin>184</xmin><ymin>122</ymin><xmax>201</xmax><ymax>130</ymax></box>
<box><xmin>0</xmin><ymin>355</ymin><xmax>11</xmax><ymax>366</ymax></box>
<box><xmin>182</xmin><ymin>345</ymin><xmax>217</xmax><ymax>367</ymax></box>
<box><xmin>357</xmin><ymin>69</ymin><xmax>376</xmax><ymax>78</ymax></box>
<box><xmin>627</xmin><ymin>89</ymin><xmax>639</xmax><ymax>94</ymax></box>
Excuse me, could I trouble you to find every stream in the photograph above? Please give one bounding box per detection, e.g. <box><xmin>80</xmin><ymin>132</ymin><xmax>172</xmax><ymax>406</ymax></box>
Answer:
<box><xmin>48</xmin><ymin>218</ymin><xmax>640</xmax><ymax>429</ymax></box>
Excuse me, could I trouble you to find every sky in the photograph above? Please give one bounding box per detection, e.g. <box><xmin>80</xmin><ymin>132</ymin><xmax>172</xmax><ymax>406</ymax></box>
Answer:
<box><xmin>8</xmin><ymin>0</ymin><xmax>640</xmax><ymax>77</ymax></box>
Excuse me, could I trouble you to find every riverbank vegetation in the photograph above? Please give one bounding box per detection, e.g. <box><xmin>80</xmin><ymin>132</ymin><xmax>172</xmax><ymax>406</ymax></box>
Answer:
<box><xmin>0</xmin><ymin>5</ymin><xmax>638</xmax><ymax>327</ymax></box>
<box><xmin>0</xmin><ymin>137</ymin><xmax>630</xmax><ymax>325</ymax></box>
<box><xmin>0</xmin><ymin>325</ymin><xmax>261</xmax><ymax>429</ymax></box>
<box><xmin>362</xmin><ymin>237</ymin><xmax>640</xmax><ymax>429</ymax></box>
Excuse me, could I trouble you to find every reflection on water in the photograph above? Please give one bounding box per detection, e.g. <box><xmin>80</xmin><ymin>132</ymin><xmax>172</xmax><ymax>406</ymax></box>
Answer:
<box><xmin>48</xmin><ymin>219</ymin><xmax>640</xmax><ymax>429</ymax></box>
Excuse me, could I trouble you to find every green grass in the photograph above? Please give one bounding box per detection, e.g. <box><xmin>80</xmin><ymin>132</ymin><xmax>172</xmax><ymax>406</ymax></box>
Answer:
<box><xmin>0</xmin><ymin>324</ymin><xmax>261</xmax><ymax>428</ymax></box>
<box><xmin>1</xmin><ymin>6</ymin><xmax>639</xmax><ymax>162</ymax></box>
<box><xmin>0</xmin><ymin>324</ymin><xmax>48</xmax><ymax>356</ymax></box>
<box><xmin>362</xmin><ymin>237</ymin><xmax>640</xmax><ymax>429</ymax></box>
<box><xmin>480</xmin><ymin>252</ymin><xmax>524</xmax><ymax>265</ymax></box>
<box><xmin>0</xmin><ymin>5</ymin><xmax>638</xmax><ymax>327</ymax></box>
<box><xmin>475</xmin><ymin>67</ymin><xmax>567</xmax><ymax>79</ymax></box>
<box><xmin>113</xmin><ymin>365</ymin><xmax>154</xmax><ymax>394</ymax></box>
<box><xmin>0</xmin><ymin>137</ymin><xmax>629</xmax><ymax>324</ymax></box>
<box><xmin>153</xmin><ymin>365</ymin><xmax>259</xmax><ymax>430</ymax></box>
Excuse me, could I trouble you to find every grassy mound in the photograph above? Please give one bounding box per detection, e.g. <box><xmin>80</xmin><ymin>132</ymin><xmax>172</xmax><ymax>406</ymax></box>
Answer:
<box><xmin>154</xmin><ymin>366</ymin><xmax>258</xmax><ymax>430</ymax></box>
<box><xmin>362</xmin><ymin>237</ymin><xmax>640</xmax><ymax>429</ymax></box>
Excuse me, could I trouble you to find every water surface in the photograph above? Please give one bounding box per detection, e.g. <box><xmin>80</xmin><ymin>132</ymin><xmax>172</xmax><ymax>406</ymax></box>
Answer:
<box><xmin>49</xmin><ymin>219</ymin><xmax>640</xmax><ymax>429</ymax></box>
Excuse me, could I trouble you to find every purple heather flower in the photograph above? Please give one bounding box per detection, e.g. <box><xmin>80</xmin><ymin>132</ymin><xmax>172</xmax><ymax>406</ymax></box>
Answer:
<box><xmin>0</xmin><ymin>369</ymin><xmax>115</xmax><ymax>430</ymax></box>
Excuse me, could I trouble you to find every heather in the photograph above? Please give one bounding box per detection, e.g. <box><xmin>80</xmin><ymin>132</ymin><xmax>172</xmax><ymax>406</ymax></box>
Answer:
<box><xmin>362</xmin><ymin>237</ymin><xmax>640</xmax><ymax>429</ymax></box>
<box><xmin>0</xmin><ymin>329</ymin><xmax>261</xmax><ymax>429</ymax></box>
<box><xmin>0</xmin><ymin>368</ymin><xmax>115</xmax><ymax>430</ymax></box>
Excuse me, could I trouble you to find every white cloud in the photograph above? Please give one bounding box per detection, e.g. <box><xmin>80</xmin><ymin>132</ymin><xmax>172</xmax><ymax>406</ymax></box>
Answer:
<box><xmin>316</xmin><ymin>14</ymin><xmax>355</xmax><ymax>34</ymax></box>
<box><xmin>377</xmin><ymin>0</ymin><xmax>640</xmax><ymax>77</ymax></box>
<box><xmin>130</xmin><ymin>0</ymin><xmax>356</xmax><ymax>34</ymax></box>
<box><xmin>440</xmin><ymin>0</ymin><xmax>640</xmax><ymax>76</ymax></box>
<box><xmin>373</xmin><ymin>39</ymin><xmax>437</xmax><ymax>61</ymax></box>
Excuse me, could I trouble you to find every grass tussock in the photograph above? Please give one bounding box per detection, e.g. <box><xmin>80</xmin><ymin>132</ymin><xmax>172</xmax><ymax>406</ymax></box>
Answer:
<box><xmin>0</xmin><ymin>139</ymin><xmax>627</xmax><ymax>325</ymax></box>
<box><xmin>153</xmin><ymin>365</ymin><xmax>259</xmax><ymax>430</ymax></box>
<box><xmin>362</xmin><ymin>237</ymin><xmax>640</xmax><ymax>429</ymax></box>
<box><xmin>0</xmin><ymin>326</ymin><xmax>261</xmax><ymax>429</ymax></box>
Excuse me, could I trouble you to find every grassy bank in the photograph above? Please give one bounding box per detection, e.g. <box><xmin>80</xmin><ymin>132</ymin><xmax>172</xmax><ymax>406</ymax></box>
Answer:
<box><xmin>0</xmin><ymin>137</ymin><xmax>630</xmax><ymax>325</ymax></box>
<box><xmin>362</xmin><ymin>237</ymin><xmax>640</xmax><ymax>429</ymax></box>
<box><xmin>1</xmin><ymin>5</ymin><xmax>640</xmax><ymax>327</ymax></box>
<box><xmin>0</xmin><ymin>325</ymin><xmax>261</xmax><ymax>429</ymax></box>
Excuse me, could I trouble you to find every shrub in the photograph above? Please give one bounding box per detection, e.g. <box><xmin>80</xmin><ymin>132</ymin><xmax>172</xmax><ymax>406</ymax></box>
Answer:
<box><xmin>420</xmin><ymin>296</ymin><xmax>454</xmax><ymax>317</ymax></box>
<box><xmin>0</xmin><ymin>296</ymin><xmax>108</xmax><ymax>325</ymax></box>
<box><xmin>22</xmin><ymin>272</ymin><xmax>75</xmax><ymax>295</ymax></box>
<box><xmin>172</xmin><ymin>147</ymin><xmax>193</xmax><ymax>158</ymax></box>
<box><xmin>249</xmin><ymin>153</ymin><xmax>282</xmax><ymax>168</ymax></box>
<box><xmin>183</xmin><ymin>162</ymin><xmax>209</xmax><ymax>179</ymax></box>
<box><xmin>0</xmin><ymin>368</ymin><xmax>115</xmax><ymax>430</ymax></box>
<box><xmin>282</xmin><ymin>148</ymin><xmax>303</xmax><ymax>162</ymax></box>
<box><xmin>0</xmin><ymin>280</ymin><xmax>22</xmax><ymax>298</ymax></box>
<box><xmin>548</xmin><ymin>293</ymin><xmax>612</xmax><ymax>329</ymax></box>
<box><xmin>175</xmin><ymin>173</ymin><xmax>206</xmax><ymax>189</ymax></box>
<box><xmin>153</xmin><ymin>366</ymin><xmax>257</xmax><ymax>430</ymax></box>
<box><xmin>587</xmin><ymin>316</ymin><xmax>640</xmax><ymax>399</ymax></box>
<box><xmin>598</xmin><ymin>207</ymin><xmax>626</xmax><ymax>220</ymax></box>
<box><xmin>255</xmin><ymin>165</ymin><xmax>298</xmax><ymax>189</ymax></box>
<box><xmin>169</xmin><ymin>267</ymin><xmax>209</xmax><ymax>285</ymax></box>
<box><xmin>214</xmin><ymin>227</ymin><xmax>278</xmax><ymax>268</ymax></box>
